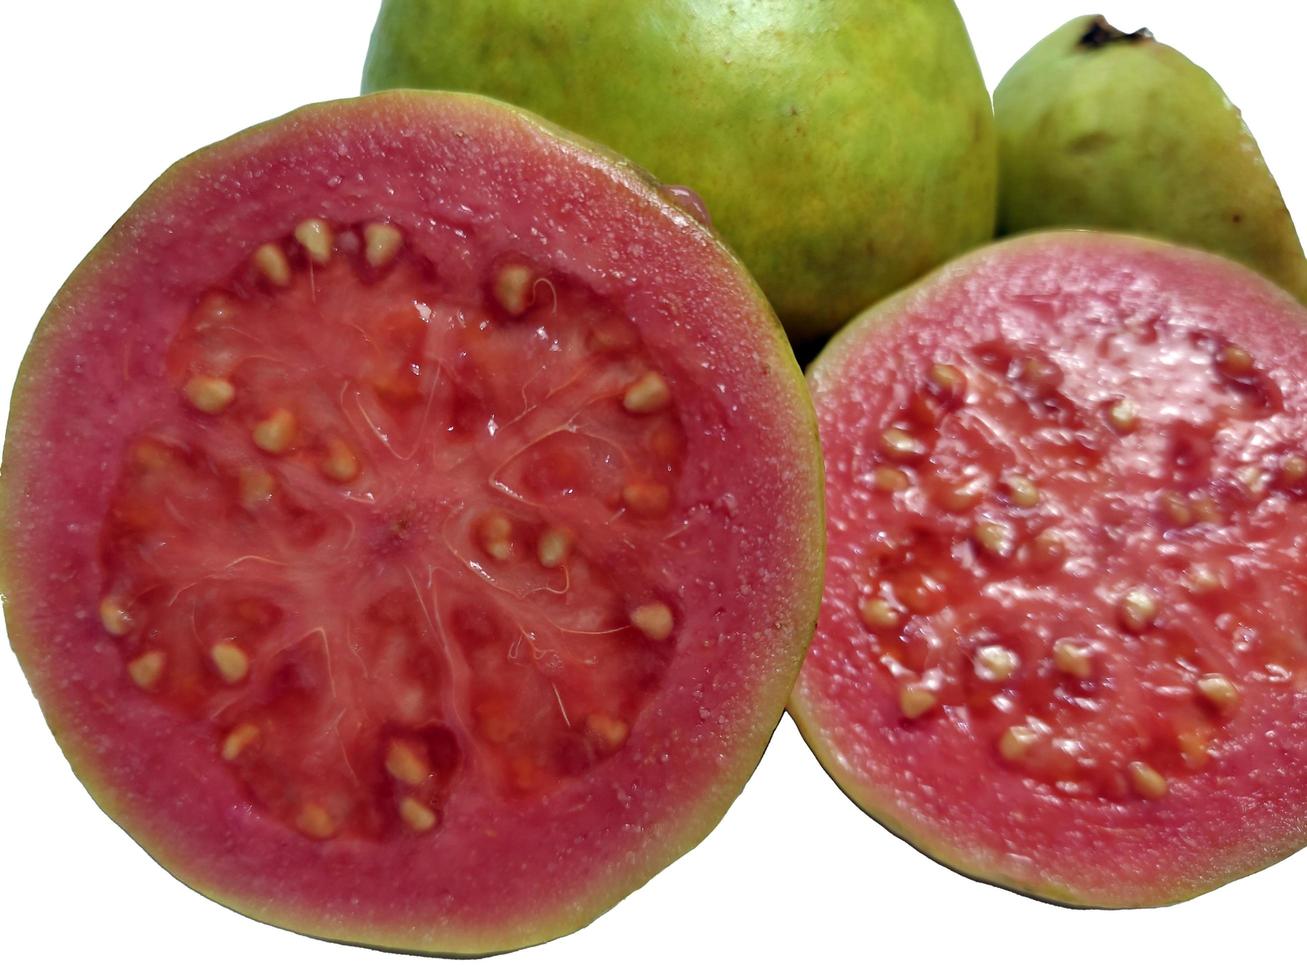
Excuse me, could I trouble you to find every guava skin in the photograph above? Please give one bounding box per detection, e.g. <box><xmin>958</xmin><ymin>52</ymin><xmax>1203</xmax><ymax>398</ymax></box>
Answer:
<box><xmin>996</xmin><ymin>16</ymin><xmax>1307</xmax><ymax>304</ymax></box>
<box><xmin>363</xmin><ymin>0</ymin><xmax>998</xmax><ymax>342</ymax></box>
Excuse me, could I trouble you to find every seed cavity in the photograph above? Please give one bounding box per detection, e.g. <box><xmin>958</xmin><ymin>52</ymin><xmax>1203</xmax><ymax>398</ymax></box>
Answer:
<box><xmin>1107</xmin><ymin>398</ymin><xmax>1139</xmax><ymax>433</ymax></box>
<box><xmin>99</xmin><ymin>597</ymin><xmax>132</xmax><ymax>637</ymax></box>
<box><xmin>183</xmin><ymin>376</ymin><xmax>235</xmax><ymax>414</ymax></box>
<box><xmin>1052</xmin><ymin>639</ymin><xmax>1093</xmax><ymax>680</ymax></box>
<box><xmin>399</xmin><ymin>796</ymin><xmax>438</xmax><ymax>832</ymax></box>
<box><xmin>1127</xmin><ymin>761</ymin><xmax>1168</xmax><ymax>800</ymax></box>
<box><xmin>873</xmin><ymin>467</ymin><xmax>910</xmax><ymax>493</ymax></box>
<box><xmin>127</xmin><ymin>650</ymin><xmax>165</xmax><ymax>690</ymax></box>
<box><xmin>622</xmin><ymin>371</ymin><xmax>672</xmax><ymax>414</ymax></box>
<box><xmin>221</xmin><ymin>722</ymin><xmax>260</xmax><ymax>761</ymax></box>
<box><xmin>494</xmin><ymin>263</ymin><xmax>534</xmax><ymax>316</ymax></box>
<box><xmin>478</xmin><ymin>512</ymin><xmax>514</xmax><ymax>561</ymax></box>
<box><xmin>296</xmin><ymin>803</ymin><xmax>337</xmax><ymax>839</ymax></box>
<box><xmin>537</xmin><ymin>526</ymin><xmax>572</xmax><ymax>569</ymax></box>
<box><xmin>586</xmin><ymin>713</ymin><xmax>630</xmax><ymax>750</ymax></box>
<box><xmin>1000</xmin><ymin>472</ymin><xmax>1040</xmax><ymax>508</ymax></box>
<box><xmin>385</xmin><ymin>740</ymin><xmax>429</xmax><ymax>786</ymax></box>
<box><xmin>899</xmin><ymin>684</ymin><xmax>937</xmax><ymax>720</ymax></box>
<box><xmin>252</xmin><ymin>408</ymin><xmax>296</xmax><ymax>455</ymax></box>
<box><xmin>1196</xmin><ymin>673</ymin><xmax>1240</xmax><ymax>711</ymax></box>
<box><xmin>630</xmin><ymin>602</ymin><xmax>674</xmax><ymax>641</ymax></box>
<box><xmin>294</xmin><ymin>218</ymin><xmax>333</xmax><ymax>265</ymax></box>
<box><xmin>1118</xmin><ymin>587</ymin><xmax>1158</xmax><ymax>633</ymax></box>
<box><xmin>622</xmin><ymin>481</ymin><xmax>672</xmax><ymax>518</ymax></box>
<box><xmin>973</xmin><ymin>520</ymin><xmax>1015</xmax><ymax>559</ymax></box>
<box><xmin>321</xmin><ymin>438</ymin><xmax>360</xmax><ymax>483</ymax></box>
<box><xmin>209</xmin><ymin>641</ymin><xmax>250</xmax><ymax>684</ymax></box>
<box><xmin>252</xmin><ymin>242</ymin><xmax>291</xmax><ymax>287</ymax></box>
<box><xmin>364</xmin><ymin>222</ymin><xmax>403</xmax><ymax>268</ymax></box>
<box><xmin>881</xmin><ymin>427</ymin><xmax>926</xmax><ymax>462</ymax></box>
<box><xmin>999</xmin><ymin>725</ymin><xmax>1039</xmax><ymax>761</ymax></box>
<box><xmin>858</xmin><ymin>597</ymin><xmax>902</xmax><ymax>632</ymax></box>
<box><xmin>974</xmin><ymin>644</ymin><xmax>1019</xmax><ymax>683</ymax></box>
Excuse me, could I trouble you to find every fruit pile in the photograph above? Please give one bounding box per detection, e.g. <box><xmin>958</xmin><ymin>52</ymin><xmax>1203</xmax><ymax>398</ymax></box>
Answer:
<box><xmin>6</xmin><ymin>1</ymin><xmax>1307</xmax><ymax>957</ymax></box>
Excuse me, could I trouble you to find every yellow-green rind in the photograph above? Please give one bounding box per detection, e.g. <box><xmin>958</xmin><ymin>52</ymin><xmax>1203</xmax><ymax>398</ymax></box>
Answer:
<box><xmin>363</xmin><ymin>0</ymin><xmax>997</xmax><ymax>341</ymax></box>
<box><xmin>793</xmin><ymin>230</ymin><xmax>1307</xmax><ymax>909</ymax></box>
<box><xmin>996</xmin><ymin>15</ymin><xmax>1307</xmax><ymax>304</ymax></box>
<box><xmin>2</xmin><ymin>89</ymin><xmax>825</xmax><ymax>956</ymax></box>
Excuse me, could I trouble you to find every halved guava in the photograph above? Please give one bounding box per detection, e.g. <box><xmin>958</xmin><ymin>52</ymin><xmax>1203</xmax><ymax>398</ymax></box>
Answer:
<box><xmin>793</xmin><ymin>230</ymin><xmax>1307</xmax><ymax>907</ymax></box>
<box><xmin>2</xmin><ymin>90</ymin><xmax>823</xmax><ymax>955</ymax></box>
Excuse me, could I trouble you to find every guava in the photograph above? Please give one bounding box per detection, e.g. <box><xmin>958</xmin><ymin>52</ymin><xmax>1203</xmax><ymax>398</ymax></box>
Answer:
<box><xmin>793</xmin><ymin>230</ymin><xmax>1307</xmax><ymax>907</ymax></box>
<box><xmin>362</xmin><ymin>0</ymin><xmax>998</xmax><ymax>343</ymax></box>
<box><xmin>1</xmin><ymin>90</ymin><xmax>824</xmax><ymax>955</ymax></box>
<box><xmin>996</xmin><ymin>16</ymin><xmax>1307</xmax><ymax>303</ymax></box>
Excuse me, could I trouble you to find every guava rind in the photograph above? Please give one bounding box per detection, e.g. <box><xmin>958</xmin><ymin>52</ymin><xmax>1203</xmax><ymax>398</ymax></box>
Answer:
<box><xmin>362</xmin><ymin>0</ymin><xmax>997</xmax><ymax>342</ymax></box>
<box><xmin>996</xmin><ymin>16</ymin><xmax>1307</xmax><ymax>304</ymax></box>
<box><xmin>793</xmin><ymin>230</ymin><xmax>1307</xmax><ymax>908</ymax></box>
<box><xmin>1</xmin><ymin>90</ymin><xmax>825</xmax><ymax>956</ymax></box>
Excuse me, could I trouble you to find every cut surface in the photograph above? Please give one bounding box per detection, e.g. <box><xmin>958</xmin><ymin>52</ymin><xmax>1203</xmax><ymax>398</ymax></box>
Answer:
<box><xmin>794</xmin><ymin>231</ymin><xmax>1307</xmax><ymax>907</ymax></box>
<box><xmin>3</xmin><ymin>92</ymin><xmax>822</xmax><ymax>954</ymax></box>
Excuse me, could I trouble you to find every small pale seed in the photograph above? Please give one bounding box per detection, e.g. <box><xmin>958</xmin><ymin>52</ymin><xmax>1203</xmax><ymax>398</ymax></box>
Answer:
<box><xmin>363</xmin><ymin>222</ymin><xmax>403</xmax><ymax>268</ymax></box>
<box><xmin>1161</xmin><ymin>491</ymin><xmax>1194</xmax><ymax>528</ymax></box>
<box><xmin>622</xmin><ymin>371</ymin><xmax>672</xmax><ymax>414</ymax></box>
<box><xmin>899</xmin><ymin>684</ymin><xmax>937</xmax><ymax>720</ymax></box>
<box><xmin>321</xmin><ymin>438</ymin><xmax>360</xmax><ymax>483</ymax></box>
<box><xmin>1029</xmin><ymin>528</ymin><xmax>1068</xmax><ymax>567</ymax></box>
<box><xmin>1019</xmin><ymin>356</ymin><xmax>1061</xmax><ymax>392</ymax></box>
<box><xmin>252</xmin><ymin>408</ymin><xmax>296</xmax><ymax>455</ymax></box>
<box><xmin>1215</xmin><ymin>345</ymin><xmax>1254</xmax><ymax>378</ymax></box>
<box><xmin>631</xmin><ymin>602</ymin><xmax>674</xmax><ymax>641</ymax></box>
<box><xmin>1001</xmin><ymin>473</ymin><xmax>1040</xmax><ymax>508</ymax></box>
<box><xmin>183</xmin><ymin>376</ymin><xmax>235</xmax><ymax>414</ymax></box>
<box><xmin>294</xmin><ymin>218</ymin><xmax>333</xmax><ymax>265</ymax></box>
<box><xmin>858</xmin><ymin>597</ymin><xmax>902</xmax><ymax>632</ymax></box>
<box><xmin>974</xmin><ymin>644</ymin><xmax>1019</xmax><ymax>683</ymax></box>
<box><xmin>398</xmin><ymin>796</ymin><xmax>438</xmax><ymax>832</ymax></box>
<box><xmin>209</xmin><ymin>642</ymin><xmax>250</xmax><ymax>684</ymax></box>
<box><xmin>127</xmin><ymin>650</ymin><xmax>165</xmax><ymax>689</ymax></box>
<box><xmin>1107</xmin><ymin>398</ymin><xmax>1139</xmax><ymax>434</ymax></box>
<box><xmin>999</xmin><ymin>725</ymin><xmax>1039</xmax><ymax>761</ymax></box>
<box><xmin>99</xmin><ymin>597</ymin><xmax>131</xmax><ymax>637</ymax></box>
<box><xmin>221</xmin><ymin>722</ymin><xmax>260</xmax><ymax>761</ymax></box>
<box><xmin>1052</xmin><ymin>639</ymin><xmax>1093</xmax><ymax>680</ymax></box>
<box><xmin>1118</xmin><ymin>588</ymin><xmax>1158</xmax><ymax>633</ymax></box>
<box><xmin>537</xmin><ymin>526</ymin><xmax>572</xmax><ymax>569</ymax></box>
<box><xmin>1127</xmin><ymin>761</ymin><xmax>1168</xmax><ymax>800</ymax></box>
<box><xmin>1282</xmin><ymin>455</ymin><xmax>1307</xmax><ymax>486</ymax></box>
<box><xmin>478</xmin><ymin>512</ymin><xmax>513</xmax><ymax>561</ymax></box>
<box><xmin>239</xmin><ymin>468</ymin><xmax>275</xmax><ymax>509</ymax></box>
<box><xmin>494</xmin><ymin>264</ymin><xmax>534</xmax><ymax>316</ymax></box>
<box><xmin>252</xmin><ymin>242</ymin><xmax>291</xmax><ymax>287</ymax></box>
<box><xmin>1184</xmin><ymin>563</ymin><xmax>1223</xmax><ymax>596</ymax></box>
<box><xmin>1177</xmin><ymin>730</ymin><xmax>1209</xmax><ymax>768</ymax></box>
<box><xmin>881</xmin><ymin>427</ymin><xmax>926</xmax><ymax>461</ymax></box>
<box><xmin>385</xmin><ymin>740</ymin><xmax>429</xmax><ymax>786</ymax></box>
<box><xmin>973</xmin><ymin>520</ymin><xmax>1015</xmax><ymax>559</ymax></box>
<box><xmin>622</xmin><ymin>481</ymin><xmax>672</xmax><ymax>517</ymax></box>
<box><xmin>296</xmin><ymin>803</ymin><xmax>336</xmax><ymax>839</ymax></box>
<box><xmin>1237</xmin><ymin>466</ymin><xmax>1269</xmax><ymax>500</ymax></box>
<box><xmin>939</xmin><ymin>477</ymin><xmax>986</xmax><ymax>512</ymax></box>
<box><xmin>873</xmin><ymin>467</ymin><xmax>910</xmax><ymax>493</ymax></box>
<box><xmin>1196</xmin><ymin>673</ymin><xmax>1240</xmax><ymax>711</ymax></box>
<box><xmin>927</xmin><ymin>363</ymin><xmax>967</xmax><ymax>403</ymax></box>
<box><xmin>586</xmin><ymin>713</ymin><xmax>630</xmax><ymax>750</ymax></box>
<box><xmin>1191</xmin><ymin>495</ymin><xmax>1223</xmax><ymax>525</ymax></box>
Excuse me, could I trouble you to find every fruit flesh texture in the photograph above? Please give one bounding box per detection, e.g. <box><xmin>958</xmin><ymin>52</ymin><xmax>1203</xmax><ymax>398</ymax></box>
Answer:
<box><xmin>793</xmin><ymin>231</ymin><xmax>1307</xmax><ymax>907</ymax></box>
<box><xmin>996</xmin><ymin>16</ymin><xmax>1307</xmax><ymax>304</ymax></box>
<box><xmin>1</xmin><ymin>91</ymin><xmax>823</xmax><ymax>955</ymax></box>
<box><xmin>363</xmin><ymin>0</ymin><xmax>997</xmax><ymax>342</ymax></box>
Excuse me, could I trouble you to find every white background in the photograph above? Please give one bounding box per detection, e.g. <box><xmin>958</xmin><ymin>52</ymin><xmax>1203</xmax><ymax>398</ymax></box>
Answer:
<box><xmin>2</xmin><ymin>2</ymin><xmax>1304</xmax><ymax>976</ymax></box>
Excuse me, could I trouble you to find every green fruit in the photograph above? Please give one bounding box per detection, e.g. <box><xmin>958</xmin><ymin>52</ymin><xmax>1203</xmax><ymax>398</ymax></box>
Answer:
<box><xmin>363</xmin><ymin>0</ymin><xmax>997</xmax><ymax>342</ymax></box>
<box><xmin>996</xmin><ymin>15</ymin><xmax>1307</xmax><ymax>303</ymax></box>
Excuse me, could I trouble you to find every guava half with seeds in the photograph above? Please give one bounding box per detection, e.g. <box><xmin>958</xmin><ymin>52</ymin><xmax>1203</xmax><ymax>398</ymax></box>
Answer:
<box><xmin>362</xmin><ymin>0</ymin><xmax>998</xmax><ymax>343</ymax></box>
<box><xmin>792</xmin><ymin>230</ymin><xmax>1307</xmax><ymax>907</ymax></box>
<box><xmin>1</xmin><ymin>90</ymin><xmax>823</xmax><ymax>956</ymax></box>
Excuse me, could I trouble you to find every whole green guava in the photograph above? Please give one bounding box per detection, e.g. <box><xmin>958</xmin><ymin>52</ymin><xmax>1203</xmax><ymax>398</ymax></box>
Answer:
<box><xmin>996</xmin><ymin>16</ymin><xmax>1307</xmax><ymax>304</ymax></box>
<box><xmin>363</xmin><ymin>0</ymin><xmax>997</xmax><ymax>342</ymax></box>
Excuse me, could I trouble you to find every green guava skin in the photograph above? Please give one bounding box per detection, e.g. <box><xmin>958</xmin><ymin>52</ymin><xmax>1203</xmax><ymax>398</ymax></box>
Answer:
<box><xmin>996</xmin><ymin>15</ymin><xmax>1307</xmax><ymax>304</ymax></box>
<box><xmin>362</xmin><ymin>0</ymin><xmax>998</xmax><ymax>342</ymax></box>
